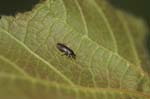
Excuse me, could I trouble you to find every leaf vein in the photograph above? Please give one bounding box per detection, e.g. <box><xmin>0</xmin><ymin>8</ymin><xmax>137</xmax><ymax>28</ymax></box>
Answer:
<box><xmin>90</xmin><ymin>0</ymin><xmax>118</xmax><ymax>52</ymax></box>
<box><xmin>0</xmin><ymin>28</ymin><xmax>75</xmax><ymax>86</ymax></box>
<box><xmin>0</xmin><ymin>55</ymin><xmax>29</xmax><ymax>76</ymax></box>
<box><xmin>74</xmin><ymin>0</ymin><xmax>89</xmax><ymax>35</ymax></box>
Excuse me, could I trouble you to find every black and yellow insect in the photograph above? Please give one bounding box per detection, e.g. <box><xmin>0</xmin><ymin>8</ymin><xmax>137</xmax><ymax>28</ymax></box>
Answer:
<box><xmin>56</xmin><ymin>43</ymin><xmax>76</xmax><ymax>59</ymax></box>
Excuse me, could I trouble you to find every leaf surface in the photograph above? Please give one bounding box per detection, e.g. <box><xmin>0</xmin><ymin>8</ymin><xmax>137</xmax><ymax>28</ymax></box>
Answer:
<box><xmin>0</xmin><ymin>0</ymin><xmax>150</xmax><ymax>98</ymax></box>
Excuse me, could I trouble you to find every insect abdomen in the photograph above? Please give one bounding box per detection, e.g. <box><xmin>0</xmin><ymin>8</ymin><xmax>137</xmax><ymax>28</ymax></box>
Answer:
<box><xmin>56</xmin><ymin>43</ymin><xmax>76</xmax><ymax>59</ymax></box>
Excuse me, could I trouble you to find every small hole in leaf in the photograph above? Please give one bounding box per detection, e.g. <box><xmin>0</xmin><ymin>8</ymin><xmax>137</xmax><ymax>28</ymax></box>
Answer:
<box><xmin>0</xmin><ymin>0</ymin><xmax>41</xmax><ymax>16</ymax></box>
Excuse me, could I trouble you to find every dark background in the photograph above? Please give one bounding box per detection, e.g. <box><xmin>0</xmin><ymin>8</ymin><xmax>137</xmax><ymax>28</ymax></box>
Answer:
<box><xmin>0</xmin><ymin>0</ymin><xmax>149</xmax><ymax>56</ymax></box>
<box><xmin>0</xmin><ymin>0</ymin><xmax>39</xmax><ymax>16</ymax></box>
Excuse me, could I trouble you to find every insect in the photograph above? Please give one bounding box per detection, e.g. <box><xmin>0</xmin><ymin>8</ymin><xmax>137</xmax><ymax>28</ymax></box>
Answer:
<box><xmin>56</xmin><ymin>43</ymin><xmax>76</xmax><ymax>59</ymax></box>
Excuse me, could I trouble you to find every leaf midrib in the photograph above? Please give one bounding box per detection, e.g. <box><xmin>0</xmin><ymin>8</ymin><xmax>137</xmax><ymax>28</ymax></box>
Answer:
<box><xmin>0</xmin><ymin>28</ymin><xmax>75</xmax><ymax>86</ymax></box>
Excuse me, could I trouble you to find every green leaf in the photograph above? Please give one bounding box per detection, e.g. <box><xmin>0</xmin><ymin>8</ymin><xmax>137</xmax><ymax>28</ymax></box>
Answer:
<box><xmin>0</xmin><ymin>0</ymin><xmax>150</xmax><ymax>98</ymax></box>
